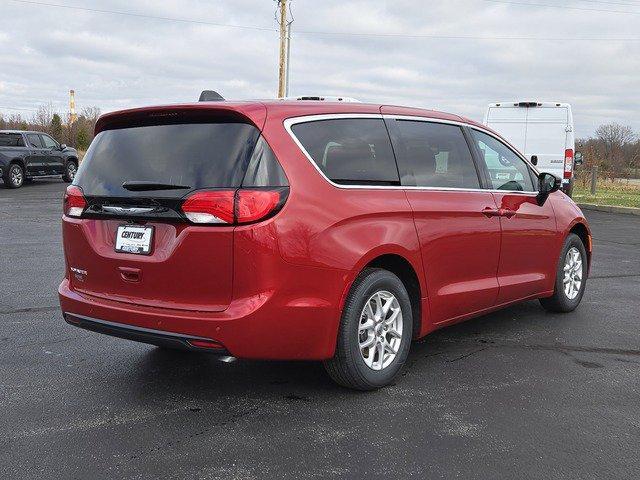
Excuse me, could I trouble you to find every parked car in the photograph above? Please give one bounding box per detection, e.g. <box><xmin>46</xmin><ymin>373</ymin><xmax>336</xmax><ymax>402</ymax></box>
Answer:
<box><xmin>59</xmin><ymin>99</ymin><xmax>592</xmax><ymax>390</ymax></box>
<box><xmin>483</xmin><ymin>101</ymin><xmax>581</xmax><ymax>196</ymax></box>
<box><xmin>0</xmin><ymin>130</ymin><xmax>79</xmax><ymax>188</ymax></box>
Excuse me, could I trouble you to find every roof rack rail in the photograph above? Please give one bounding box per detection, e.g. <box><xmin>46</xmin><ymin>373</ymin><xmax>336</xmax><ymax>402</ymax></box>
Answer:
<box><xmin>199</xmin><ymin>90</ymin><xmax>225</xmax><ymax>102</ymax></box>
<box><xmin>285</xmin><ymin>95</ymin><xmax>361</xmax><ymax>103</ymax></box>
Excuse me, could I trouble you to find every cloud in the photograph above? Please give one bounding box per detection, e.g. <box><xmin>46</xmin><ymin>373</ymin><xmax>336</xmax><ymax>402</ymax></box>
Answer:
<box><xmin>0</xmin><ymin>0</ymin><xmax>638</xmax><ymax>136</ymax></box>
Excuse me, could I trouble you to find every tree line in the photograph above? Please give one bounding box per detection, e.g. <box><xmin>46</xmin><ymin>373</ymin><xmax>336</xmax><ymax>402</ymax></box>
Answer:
<box><xmin>576</xmin><ymin>123</ymin><xmax>640</xmax><ymax>182</ymax></box>
<box><xmin>0</xmin><ymin>104</ymin><xmax>100</xmax><ymax>152</ymax></box>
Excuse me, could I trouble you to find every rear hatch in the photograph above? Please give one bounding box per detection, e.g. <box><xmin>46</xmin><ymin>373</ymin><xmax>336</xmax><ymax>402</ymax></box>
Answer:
<box><xmin>63</xmin><ymin>106</ymin><xmax>287</xmax><ymax>312</ymax></box>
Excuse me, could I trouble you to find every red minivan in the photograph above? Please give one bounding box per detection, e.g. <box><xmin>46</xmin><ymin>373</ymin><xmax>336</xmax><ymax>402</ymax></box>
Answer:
<box><xmin>59</xmin><ymin>99</ymin><xmax>592</xmax><ymax>390</ymax></box>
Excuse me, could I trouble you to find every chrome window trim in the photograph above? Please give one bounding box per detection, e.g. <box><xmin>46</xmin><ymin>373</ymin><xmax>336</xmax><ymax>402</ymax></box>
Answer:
<box><xmin>283</xmin><ymin>113</ymin><xmax>539</xmax><ymax>195</ymax></box>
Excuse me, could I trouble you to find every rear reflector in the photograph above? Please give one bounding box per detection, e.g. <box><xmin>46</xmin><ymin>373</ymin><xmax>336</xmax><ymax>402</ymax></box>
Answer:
<box><xmin>181</xmin><ymin>188</ymin><xmax>288</xmax><ymax>225</ymax></box>
<box><xmin>187</xmin><ymin>339</ymin><xmax>225</xmax><ymax>350</ymax></box>
<box><xmin>564</xmin><ymin>149</ymin><xmax>574</xmax><ymax>179</ymax></box>
<box><xmin>64</xmin><ymin>185</ymin><xmax>87</xmax><ymax>217</ymax></box>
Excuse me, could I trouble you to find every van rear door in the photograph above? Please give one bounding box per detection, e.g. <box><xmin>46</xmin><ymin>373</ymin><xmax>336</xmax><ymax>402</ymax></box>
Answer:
<box><xmin>485</xmin><ymin>105</ymin><xmax>527</xmax><ymax>152</ymax></box>
<box><xmin>63</xmin><ymin>116</ymin><xmax>262</xmax><ymax>312</ymax></box>
<box><xmin>522</xmin><ymin>106</ymin><xmax>569</xmax><ymax>178</ymax></box>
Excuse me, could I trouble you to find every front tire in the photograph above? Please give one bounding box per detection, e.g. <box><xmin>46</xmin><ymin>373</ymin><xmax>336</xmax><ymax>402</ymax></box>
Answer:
<box><xmin>324</xmin><ymin>268</ymin><xmax>413</xmax><ymax>390</ymax></box>
<box><xmin>62</xmin><ymin>160</ymin><xmax>77</xmax><ymax>183</ymax></box>
<box><xmin>3</xmin><ymin>163</ymin><xmax>24</xmax><ymax>189</ymax></box>
<box><xmin>539</xmin><ymin>233</ymin><xmax>587</xmax><ymax>313</ymax></box>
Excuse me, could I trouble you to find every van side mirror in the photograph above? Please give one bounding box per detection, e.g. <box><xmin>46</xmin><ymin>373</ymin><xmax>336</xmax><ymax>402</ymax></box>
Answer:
<box><xmin>574</xmin><ymin>151</ymin><xmax>583</xmax><ymax>165</ymax></box>
<box><xmin>60</xmin><ymin>144</ymin><xmax>67</xmax><ymax>150</ymax></box>
<box><xmin>530</xmin><ymin>155</ymin><xmax>538</xmax><ymax>166</ymax></box>
<box><xmin>536</xmin><ymin>172</ymin><xmax>561</xmax><ymax>206</ymax></box>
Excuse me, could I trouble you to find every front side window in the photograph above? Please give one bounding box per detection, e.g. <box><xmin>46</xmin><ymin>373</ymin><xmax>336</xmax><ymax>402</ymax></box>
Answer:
<box><xmin>290</xmin><ymin>118</ymin><xmax>399</xmax><ymax>185</ymax></box>
<box><xmin>40</xmin><ymin>134</ymin><xmax>58</xmax><ymax>149</ymax></box>
<box><xmin>471</xmin><ymin>129</ymin><xmax>535</xmax><ymax>192</ymax></box>
<box><xmin>391</xmin><ymin>120</ymin><xmax>480</xmax><ymax>189</ymax></box>
<box><xmin>27</xmin><ymin>134</ymin><xmax>43</xmax><ymax>148</ymax></box>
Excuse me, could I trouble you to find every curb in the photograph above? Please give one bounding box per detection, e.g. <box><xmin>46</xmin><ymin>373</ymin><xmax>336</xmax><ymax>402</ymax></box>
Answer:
<box><xmin>578</xmin><ymin>203</ymin><xmax>640</xmax><ymax>216</ymax></box>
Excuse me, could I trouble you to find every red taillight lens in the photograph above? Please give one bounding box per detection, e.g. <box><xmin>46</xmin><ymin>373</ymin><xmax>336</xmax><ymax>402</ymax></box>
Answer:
<box><xmin>181</xmin><ymin>190</ymin><xmax>235</xmax><ymax>224</ymax></box>
<box><xmin>236</xmin><ymin>190</ymin><xmax>282</xmax><ymax>224</ymax></box>
<box><xmin>63</xmin><ymin>185</ymin><xmax>86</xmax><ymax>217</ymax></box>
<box><xmin>181</xmin><ymin>188</ymin><xmax>287</xmax><ymax>225</ymax></box>
<box><xmin>564</xmin><ymin>149</ymin><xmax>574</xmax><ymax>179</ymax></box>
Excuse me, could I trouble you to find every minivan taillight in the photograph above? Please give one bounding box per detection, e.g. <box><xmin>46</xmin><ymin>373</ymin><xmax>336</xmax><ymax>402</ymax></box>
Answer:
<box><xmin>181</xmin><ymin>188</ymin><xmax>288</xmax><ymax>225</ymax></box>
<box><xmin>564</xmin><ymin>149</ymin><xmax>574</xmax><ymax>179</ymax></box>
<box><xmin>64</xmin><ymin>185</ymin><xmax>86</xmax><ymax>217</ymax></box>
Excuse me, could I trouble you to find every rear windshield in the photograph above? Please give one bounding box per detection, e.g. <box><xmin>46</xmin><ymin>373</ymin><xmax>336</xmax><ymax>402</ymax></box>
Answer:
<box><xmin>0</xmin><ymin>133</ymin><xmax>25</xmax><ymax>147</ymax></box>
<box><xmin>74</xmin><ymin>122</ymin><xmax>262</xmax><ymax>197</ymax></box>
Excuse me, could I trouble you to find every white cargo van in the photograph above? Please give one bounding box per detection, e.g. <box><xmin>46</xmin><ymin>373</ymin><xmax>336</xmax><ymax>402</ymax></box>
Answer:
<box><xmin>484</xmin><ymin>102</ymin><xmax>580</xmax><ymax>195</ymax></box>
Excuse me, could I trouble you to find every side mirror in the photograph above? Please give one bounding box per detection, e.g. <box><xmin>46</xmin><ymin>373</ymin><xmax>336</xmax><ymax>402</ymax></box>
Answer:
<box><xmin>60</xmin><ymin>144</ymin><xmax>67</xmax><ymax>150</ymax></box>
<box><xmin>530</xmin><ymin>155</ymin><xmax>538</xmax><ymax>166</ymax></box>
<box><xmin>536</xmin><ymin>172</ymin><xmax>561</xmax><ymax>206</ymax></box>
<box><xmin>574</xmin><ymin>151</ymin><xmax>583</xmax><ymax>166</ymax></box>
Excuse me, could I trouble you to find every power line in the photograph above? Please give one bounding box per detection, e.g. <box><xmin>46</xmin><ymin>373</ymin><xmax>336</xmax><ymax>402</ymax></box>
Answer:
<box><xmin>480</xmin><ymin>0</ymin><xmax>640</xmax><ymax>14</ymax></box>
<box><xmin>4</xmin><ymin>0</ymin><xmax>640</xmax><ymax>41</ymax></box>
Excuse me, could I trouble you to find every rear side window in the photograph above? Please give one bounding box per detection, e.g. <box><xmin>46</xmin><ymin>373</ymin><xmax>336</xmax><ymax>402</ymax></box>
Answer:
<box><xmin>390</xmin><ymin>120</ymin><xmax>480</xmax><ymax>189</ymax></box>
<box><xmin>0</xmin><ymin>133</ymin><xmax>25</xmax><ymax>147</ymax></box>
<box><xmin>471</xmin><ymin>129</ymin><xmax>535</xmax><ymax>192</ymax></box>
<box><xmin>291</xmin><ymin>118</ymin><xmax>399</xmax><ymax>185</ymax></box>
<box><xmin>242</xmin><ymin>136</ymin><xmax>288</xmax><ymax>187</ymax></box>
<box><xmin>74</xmin><ymin>122</ymin><xmax>261</xmax><ymax>198</ymax></box>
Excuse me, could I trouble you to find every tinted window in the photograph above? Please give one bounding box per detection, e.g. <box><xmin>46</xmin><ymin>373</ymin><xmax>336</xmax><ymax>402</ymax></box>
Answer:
<box><xmin>291</xmin><ymin>118</ymin><xmax>399</xmax><ymax>185</ymax></box>
<box><xmin>242</xmin><ymin>136</ymin><xmax>288</xmax><ymax>187</ymax></box>
<box><xmin>74</xmin><ymin>122</ymin><xmax>260</xmax><ymax>198</ymax></box>
<box><xmin>392</xmin><ymin>120</ymin><xmax>480</xmax><ymax>188</ymax></box>
<box><xmin>41</xmin><ymin>134</ymin><xmax>58</xmax><ymax>149</ymax></box>
<box><xmin>27</xmin><ymin>134</ymin><xmax>42</xmax><ymax>148</ymax></box>
<box><xmin>0</xmin><ymin>133</ymin><xmax>25</xmax><ymax>147</ymax></box>
<box><xmin>471</xmin><ymin>129</ymin><xmax>534</xmax><ymax>192</ymax></box>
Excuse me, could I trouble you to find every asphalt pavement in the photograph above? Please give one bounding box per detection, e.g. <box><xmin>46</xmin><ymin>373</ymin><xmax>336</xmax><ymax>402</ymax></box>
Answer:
<box><xmin>1</xmin><ymin>179</ymin><xmax>639</xmax><ymax>479</ymax></box>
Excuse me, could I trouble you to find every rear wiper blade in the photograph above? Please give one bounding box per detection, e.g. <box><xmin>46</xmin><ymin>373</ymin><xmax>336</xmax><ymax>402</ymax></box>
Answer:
<box><xmin>122</xmin><ymin>181</ymin><xmax>191</xmax><ymax>191</ymax></box>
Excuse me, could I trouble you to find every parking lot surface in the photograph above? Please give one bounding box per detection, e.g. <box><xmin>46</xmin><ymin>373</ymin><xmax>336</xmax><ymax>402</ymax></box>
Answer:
<box><xmin>1</xmin><ymin>180</ymin><xmax>639</xmax><ymax>479</ymax></box>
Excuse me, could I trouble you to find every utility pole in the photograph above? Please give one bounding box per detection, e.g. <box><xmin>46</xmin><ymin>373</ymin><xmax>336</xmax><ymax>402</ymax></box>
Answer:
<box><xmin>285</xmin><ymin>19</ymin><xmax>292</xmax><ymax>97</ymax></box>
<box><xmin>277</xmin><ymin>0</ymin><xmax>288</xmax><ymax>98</ymax></box>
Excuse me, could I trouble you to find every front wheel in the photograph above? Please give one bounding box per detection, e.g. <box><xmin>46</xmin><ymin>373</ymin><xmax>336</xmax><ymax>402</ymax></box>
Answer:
<box><xmin>3</xmin><ymin>163</ymin><xmax>24</xmax><ymax>188</ymax></box>
<box><xmin>539</xmin><ymin>233</ymin><xmax>588</xmax><ymax>312</ymax></box>
<box><xmin>324</xmin><ymin>268</ymin><xmax>413</xmax><ymax>390</ymax></box>
<box><xmin>62</xmin><ymin>160</ymin><xmax>77</xmax><ymax>183</ymax></box>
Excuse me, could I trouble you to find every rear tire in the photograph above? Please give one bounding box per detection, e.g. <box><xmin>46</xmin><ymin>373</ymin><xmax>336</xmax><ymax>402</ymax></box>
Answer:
<box><xmin>324</xmin><ymin>268</ymin><xmax>413</xmax><ymax>390</ymax></box>
<box><xmin>539</xmin><ymin>233</ymin><xmax>587</xmax><ymax>313</ymax></box>
<box><xmin>62</xmin><ymin>160</ymin><xmax>77</xmax><ymax>183</ymax></box>
<box><xmin>3</xmin><ymin>163</ymin><xmax>24</xmax><ymax>189</ymax></box>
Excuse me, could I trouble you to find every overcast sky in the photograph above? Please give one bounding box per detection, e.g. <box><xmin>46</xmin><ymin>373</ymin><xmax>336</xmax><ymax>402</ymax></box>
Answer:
<box><xmin>0</xmin><ymin>0</ymin><xmax>638</xmax><ymax>136</ymax></box>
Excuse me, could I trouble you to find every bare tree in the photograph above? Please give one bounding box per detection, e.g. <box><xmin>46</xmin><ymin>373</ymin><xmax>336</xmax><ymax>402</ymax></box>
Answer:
<box><xmin>594</xmin><ymin>123</ymin><xmax>636</xmax><ymax>181</ymax></box>
<box><xmin>32</xmin><ymin>103</ymin><xmax>57</xmax><ymax>135</ymax></box>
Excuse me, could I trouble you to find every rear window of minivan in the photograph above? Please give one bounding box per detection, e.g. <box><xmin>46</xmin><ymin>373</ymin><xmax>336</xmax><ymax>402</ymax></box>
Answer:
<box><xmin>291</xmin><ymin>118</ymin><xmax>399</xmax><ymax>185</ymax></box>
<box><xmin>74</xmin><ymin>122</ymin><xmax>279</xmax><ymax>198</ymax></box>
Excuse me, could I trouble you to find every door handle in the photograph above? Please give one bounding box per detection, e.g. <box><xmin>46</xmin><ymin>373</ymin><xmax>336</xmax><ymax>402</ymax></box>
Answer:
<box><xmin>482</xmin><ymin>207</ymin><xmax>517</xmax><ymax>218</ymax></box>
<box><xmin>118</xmin><ymin>267</ymin><xmax>142</xmax><ymax>283</ymax></box>
<box><xmin>482</xmin><ymin>207</ymin><xmax>501</xmax><ymax>217</ymax></box>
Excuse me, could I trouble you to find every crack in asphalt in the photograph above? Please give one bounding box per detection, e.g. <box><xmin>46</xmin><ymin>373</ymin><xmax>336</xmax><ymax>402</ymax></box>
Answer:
<box><xmin>589</xmin><ymin>273</ymin><xmax>640</xmax><ymax>279</ymax></box>
<box><xmin>450</xmin><ymin>338</ymin><xmax>640</xmax><ymax>358</ymax></box>
<box><xmin>0</xmin><ymin>305</ymin><xmax>59</xmax><ymax>315</ymax></box>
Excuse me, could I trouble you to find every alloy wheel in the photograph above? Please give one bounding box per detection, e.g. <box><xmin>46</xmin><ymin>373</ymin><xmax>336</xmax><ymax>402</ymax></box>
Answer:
<box><xmin>563</xmin><ymin>246</ymin><xmax>583</xmax><ymax>300</ymax></box>
<box><xmin>10</xmin><ymin>165</ymin><xmax>23</xmax><ymax>187</ymax></box>
<box><xmin>358</xmin><ymin>290</ymin><xmax>403</xmax><ymax>371</ymax></box>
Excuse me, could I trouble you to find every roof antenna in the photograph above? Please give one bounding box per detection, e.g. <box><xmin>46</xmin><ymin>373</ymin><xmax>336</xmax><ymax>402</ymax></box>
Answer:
<box><xmin>198</xmin><ymin>90</ymin><xmax>225</xmax><ymax>102</ymax></box>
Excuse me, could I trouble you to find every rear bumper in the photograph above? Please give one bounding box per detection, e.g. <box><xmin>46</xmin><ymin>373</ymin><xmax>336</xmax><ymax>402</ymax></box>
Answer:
<box><xmin>58</xmin><ymin>278</ymin><xmax>340</xmax><ymax>360</ymax></box>
<box><xmin>64</xmin><ymin>312</ymin><xmax>229</xmax><ymax>353</ymax></box>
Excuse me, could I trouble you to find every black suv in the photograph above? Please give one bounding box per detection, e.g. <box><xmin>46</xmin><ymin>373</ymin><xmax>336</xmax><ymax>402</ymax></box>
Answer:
<box><xmin>0</xmin><ymin>130</ymin><xmax>79</xmax><ymax>188</ymax></box>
